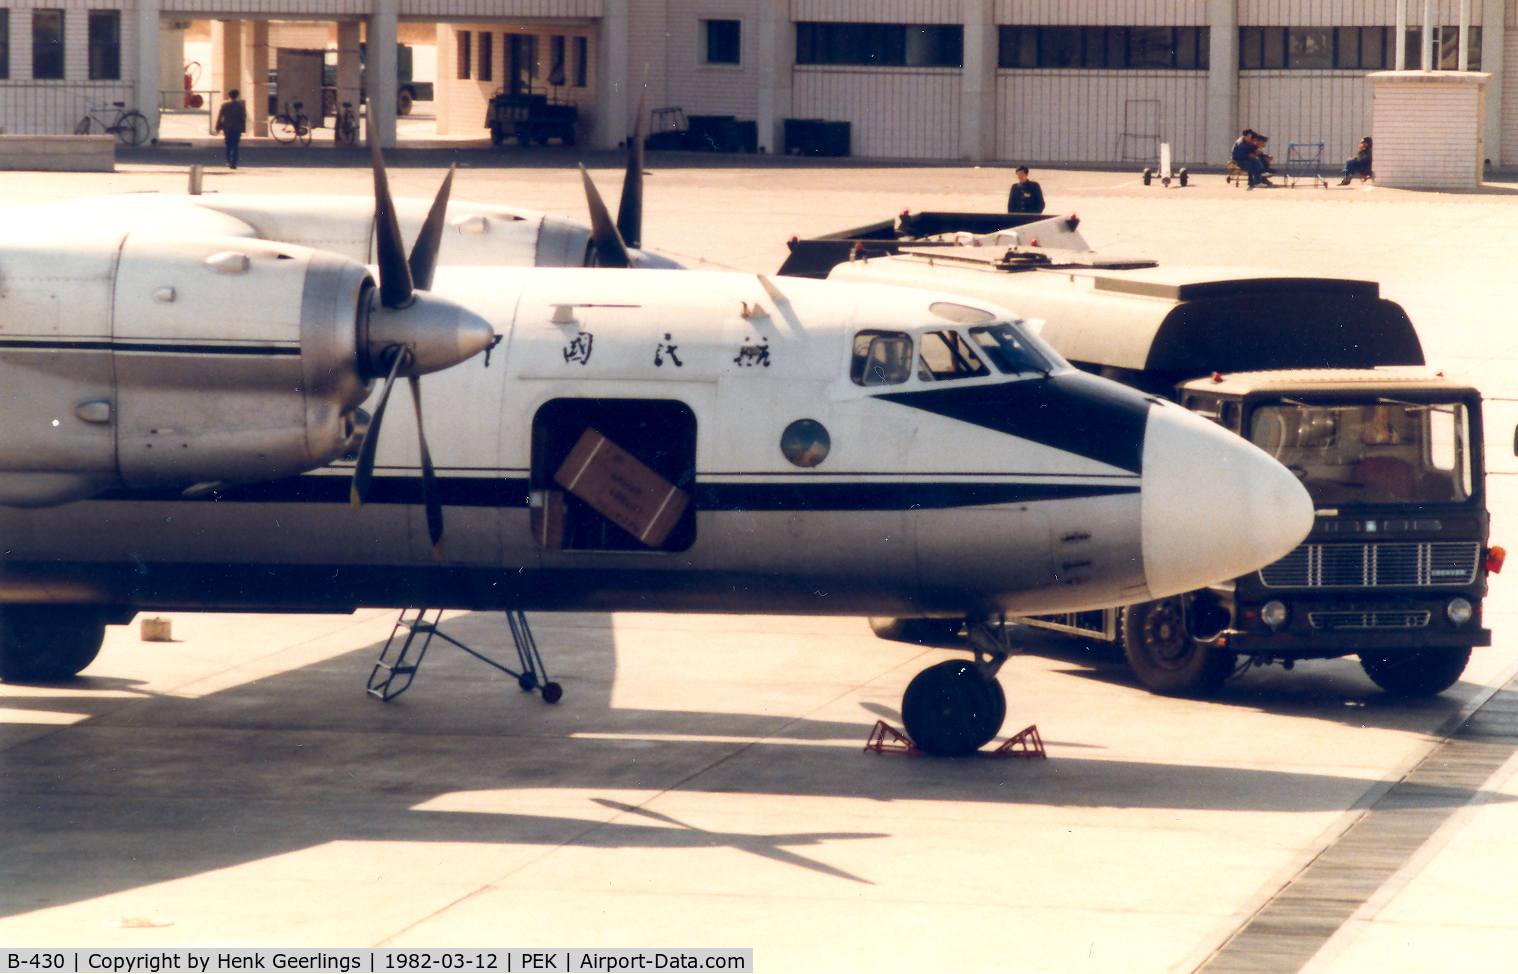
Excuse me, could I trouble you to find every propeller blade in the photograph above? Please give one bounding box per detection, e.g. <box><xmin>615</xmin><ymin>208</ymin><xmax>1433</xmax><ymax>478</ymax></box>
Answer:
<box><xmin>580</xmin><ymin>164</ymin><xmax>632</xmax><ymax>269</ymax></box>
<box><xmin>409</xmin><ymin>375</ymin><xmax>444</xmax><ymax>557</ymax></box>
<box><xmin>615</xmin><ymin>92</ymin><xmax>646</xmax><ymax>249</ymax></box>
<box><xmin>369</xmin><ymin>135</ymin><xmax>414</xmax><ymax>308</ymax></box>
<box><xmin>409</xmin><ymin>165</ymin><xmax>455</xmax><ymax>292</ymax></box>
<box><xmin>350</xmin><ymin>347</ymin><xmax>406</xmax><ymax>508</ymax></box>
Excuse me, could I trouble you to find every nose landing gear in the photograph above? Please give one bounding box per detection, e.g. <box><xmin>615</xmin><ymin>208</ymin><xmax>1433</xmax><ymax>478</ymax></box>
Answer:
<box><xmin>899</xmin><ymin>619</ymin><xmax>1012</xmax><ymax>756</ymax></box>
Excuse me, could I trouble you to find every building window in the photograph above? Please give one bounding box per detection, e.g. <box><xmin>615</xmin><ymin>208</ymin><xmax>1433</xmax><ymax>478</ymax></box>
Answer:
<box><xmin>478</xmin><ymin>31</ymin><xmax>492</xmax><ymax>82</ymax></box>
<box><xmin>457</xmin><ymin>30</ymin><xmax>471</xmax><ymax>80</ymax></box>
<box><xmin>1403</xmin><ymin>26</ymin><xmax>1481</xmax><ymax>70</ymax></box>
<box><xmin>548</xmin><ymin>35</ymin><xmax>566</xmax><ymax>85</ymax></box>
<box><xmin>998</xmin><ymin>26</ymin><xmax>1209</xmax><ymax>70</ymax></box>
<box><xmin>573</xmin><ymin>36</ymin><xmax>587</xmax><ymax>87</ymax></box>
<box><xmin>1240</xmin><ymin>25</ymin><xmax>1453</xmax><ymax>69</ymax></box>
<box><xmin>1335</xmin><ymin>26</ymin><xmax>1390</xmax><ymax>69</ymax></box>
<box><xmin>797</xmin><ymin>23</ymin><xmax>963</xmax><ymax>68</ymax></box>
<box><xmin>87</xmin><ymin>10</ymin><xmax>119</xmax><ymax>80</ymax></box>
<box><xmin>32</xmin><ymin>9</ymin><xmax>63</xmax><ymax>80</ymax></box>
<box><xmin>704</xmin><ymin>19</ymin><xmax>740</xmax><ymax>64</ymax></box>
<box><xmin>0</xmin><ymin>11</ymin><xmax>11</xmax><ymax>80</ymax></box>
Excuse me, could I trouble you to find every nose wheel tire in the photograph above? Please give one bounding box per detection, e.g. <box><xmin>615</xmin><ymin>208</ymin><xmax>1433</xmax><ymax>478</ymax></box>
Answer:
<box><xmin>1359</xmin><ymin>647</ymin><xmax>1470</xmax><ymax>696</ymax></box>
<box><xmin>901</xmin><ymin>659</ymin><xmax>1007</xmax><ymax>756</ymax></box>
<box><xmin>1120</xmin><ymin>598</ymin><xmax>1234</xmax><ymax>697</ymax></box>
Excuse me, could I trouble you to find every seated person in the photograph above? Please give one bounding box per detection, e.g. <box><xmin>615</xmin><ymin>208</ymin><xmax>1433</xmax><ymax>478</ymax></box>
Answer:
<box><xmin>1340</xmin><ymin>136</ymin><xmax>1373</xmax><ymax>184</ymax></box>
<box><xmin>1231</xmin><ymin>129</ymin><xmax>1272</xmax><ymax>187</ymax></box>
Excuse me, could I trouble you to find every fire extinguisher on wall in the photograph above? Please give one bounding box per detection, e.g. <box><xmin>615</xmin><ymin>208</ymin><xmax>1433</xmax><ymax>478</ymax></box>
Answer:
<box><xmin>184</xmin><ymin>61</ymin><xmax>204</xmax><ymax>109</ymax></box>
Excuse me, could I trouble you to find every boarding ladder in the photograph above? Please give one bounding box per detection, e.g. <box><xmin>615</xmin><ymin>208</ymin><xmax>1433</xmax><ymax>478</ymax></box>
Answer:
<box><xmin>366</xmin><ymin>609</ymin><xmax>562</xmax><ymax>703</ymax></box>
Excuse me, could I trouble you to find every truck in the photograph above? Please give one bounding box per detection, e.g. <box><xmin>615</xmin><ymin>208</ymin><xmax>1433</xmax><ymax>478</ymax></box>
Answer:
<box><xmin>822</xmin><ymin>232</ymin><xmax>1498</xmax><ymax>697</ymax></box>
<box><xmin>485</xmin><ymin>91</ymin><xmax>577</xmax><ymax>146</ymax></box>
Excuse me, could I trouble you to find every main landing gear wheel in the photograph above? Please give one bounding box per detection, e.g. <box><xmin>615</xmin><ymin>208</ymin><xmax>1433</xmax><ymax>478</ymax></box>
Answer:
<box><xmin>901</xmin><ymin>660</ymin><xmax>1007</xmax><ymax>756</ymax></box>
<box><xmin>1359</xmin><ymin>647</ymin><xmax>1471</xmax><ymax>696</ymax></box>
<box><xmin>1120</xmin><ymin>597</ymin><xmax>1234</xmax><ymax>697</ymax></box>
<box><xmin>0</xmin><ymin>608</ymin><xmax>106</xmax><ymax>682</ymax></box>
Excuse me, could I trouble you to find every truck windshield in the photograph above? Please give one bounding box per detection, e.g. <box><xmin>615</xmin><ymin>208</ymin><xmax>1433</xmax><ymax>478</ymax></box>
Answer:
<box><xmin>1250</xmin><ymin>401</ymin><xmax>1473</xmax><ymax>505</ymax></box>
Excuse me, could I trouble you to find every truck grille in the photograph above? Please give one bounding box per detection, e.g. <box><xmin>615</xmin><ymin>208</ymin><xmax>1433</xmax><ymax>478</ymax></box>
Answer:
<box><xmin>1260</xmin><ymin>542</ymin><xmax>1481</xmax><ymax>588</ymax></box>
<box><xmin>1308</xmin><ymin>611</ymin><xmax>1432</xmax><ymax>630</ymax></box>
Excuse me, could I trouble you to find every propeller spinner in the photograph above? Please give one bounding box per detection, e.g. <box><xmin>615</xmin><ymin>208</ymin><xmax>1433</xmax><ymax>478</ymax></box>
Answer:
<box><xmin>351</xmin><ymin>139</ymin><xmax>495</xmax><ymax>556</ymax></box>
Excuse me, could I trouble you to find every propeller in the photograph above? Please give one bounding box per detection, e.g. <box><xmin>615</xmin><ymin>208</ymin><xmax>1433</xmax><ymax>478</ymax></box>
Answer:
<box><xmin>615</xmin><ymin>92</ymin><xmax>646</xmax><ymax>249</ymax></box>
<box><xmin>351</xmin><ymin>136</ymin><xmax>494</xmax><ymax>557</ymax></box>
<box><xmin>580</xmin><ymin>164</ymin><xmax>632</xmax><ymax>268</ymax></box>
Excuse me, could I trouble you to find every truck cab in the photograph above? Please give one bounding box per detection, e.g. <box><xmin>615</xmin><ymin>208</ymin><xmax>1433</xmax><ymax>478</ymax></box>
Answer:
<box><xmin>1164</xmin><ymin>369</ymin><xmax>1490</xmax><ymax>695</ymax></box>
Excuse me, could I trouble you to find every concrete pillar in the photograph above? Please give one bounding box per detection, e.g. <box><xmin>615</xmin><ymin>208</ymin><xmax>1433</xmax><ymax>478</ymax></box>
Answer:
<box><xmin>1483</xmin><ymin>0</ymin><xmax>1504</xmax><ymax>165</ymax></box>
<box><xmin>1370</xmin><ymin>70</ymin><xmax>1488</xmax><ymax>188</ymax></box>
<box><xmin>959</xmin><ymin>0</ymin><xmax>995</xmax><ymax>161</ymax></box>
<box><xmin>211</xmin><ymin>20</ymin><xmax>242</xmax><ymax>104</ymax></box>
<box><xmin>368</xmin><ymin>0</ymin><xmax>399</xmax><ymax>146</ymax></box>
<box><xmin>755</xmin><ymin>2</ymin><xmax>792</xmax><ymax>154</ymax></box>
<box><xmin>1206</xmin><ymin>0</ymin><xmax>1238</xmax><ymax>164</ymax></box>
<box><xmin>336</xmin><ymin>21</ymin><xmax>362</xmax><ymax>138</ymax></box>
<box><xmin>245</xmin><ymin>20</ymin><xmax>269</xmax><ymax>137</ymax></box>
<box><xmin>134</xmin><ymin>0</ymin><xmax>161</xmax><ymax>142</ymax></box>
<box><xmin>160</xmin><ymin>20</ymin><xmax>187</xmax><ymax>95</ymax></box>
<box><xmin>595</xmin><ymin>0</ymin><xmax>629</xmax><ymax>149</ymax></box>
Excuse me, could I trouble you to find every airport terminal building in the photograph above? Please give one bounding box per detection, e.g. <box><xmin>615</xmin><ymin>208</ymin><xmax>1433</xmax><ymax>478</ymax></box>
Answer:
<box><xmin>0</xmin><ymin>0</ymin><xmax>1512</xmax><ymax>166</ymax></box>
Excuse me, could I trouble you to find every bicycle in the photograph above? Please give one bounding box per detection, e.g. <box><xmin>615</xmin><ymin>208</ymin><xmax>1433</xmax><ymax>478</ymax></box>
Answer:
<box><xmin>74</xmin><ymin>101</ymin><xmax>150</xmax><ymax>146</ymax></box>
<box><xmin>269</xmin><ymin>101</ymin><xmax>312</xmax><ymax>147</ymax></box>
<box><xmin>333</xmin><ymin>101</ymin><xmax>358</xmax><ymax>147</ymax></box>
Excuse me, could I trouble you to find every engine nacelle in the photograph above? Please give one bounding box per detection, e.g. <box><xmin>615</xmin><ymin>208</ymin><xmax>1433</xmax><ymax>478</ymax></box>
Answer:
<box><xmin>0</xmin><ymin>230</ymin><xmax>374</xmax><ymax>506</ymax></box>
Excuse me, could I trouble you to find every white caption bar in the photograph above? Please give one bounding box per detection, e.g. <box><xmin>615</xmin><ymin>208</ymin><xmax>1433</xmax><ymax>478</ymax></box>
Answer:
<box><xmin>5</xmin><ymin>952</ymin><xmax>753</xmax><ymax>974</ymax></box>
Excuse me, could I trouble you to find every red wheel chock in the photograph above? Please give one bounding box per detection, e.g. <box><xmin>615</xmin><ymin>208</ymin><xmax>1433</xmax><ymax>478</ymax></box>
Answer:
<box><xmin>991</xmin><ymin>724</ymin><xmax>1047</xmax><ymax>759</ymax></box>
<box><xmin>864</xmin><ymin>720</ymin><xmax>920</xmax><ymax>754</ymax></box>
<box><xmin>864</xmin><ymin>720</ymin><xmax>1047</xmax><ymax>758</ymax></box>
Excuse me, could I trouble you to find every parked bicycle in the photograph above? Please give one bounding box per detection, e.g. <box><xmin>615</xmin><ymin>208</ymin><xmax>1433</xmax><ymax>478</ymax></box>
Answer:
<box><xmin>334</xmin><ymin>101</ymin><xmax>358</xmax><ymax>147</ymax></box>
<box><xmin>269</xmin><ymin>101</ymin><xmax>311</xmax><ymax>146</ymax></box>
<box><xmin>74</xmin><ymin>101</ymin><xmax>150</xmax><ymax>146</ymax></box>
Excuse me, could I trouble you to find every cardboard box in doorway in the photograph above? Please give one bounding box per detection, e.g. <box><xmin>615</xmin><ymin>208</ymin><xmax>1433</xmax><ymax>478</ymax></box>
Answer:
<box><xmin>553</xmin><ymin>428</ymin><xmax>689</xmax><ymax>548</ymax></box>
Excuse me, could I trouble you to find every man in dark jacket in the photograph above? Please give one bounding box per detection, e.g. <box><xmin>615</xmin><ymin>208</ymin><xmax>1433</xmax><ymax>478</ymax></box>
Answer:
<box><xmin>1340</xmin><ymin>137</ymin><xmax>1373</xmax><ymax>184</ymax></box>
<box><xmin>1231</xmin><ymin>129</ymin><xmax>1271</xmax><ymax>187</ymax></box>
<box><xmin>1007</xmin><ymin>166</ymin><xmax>1044</xmax><ymax>214</ymax></box>
<box><xmin>215</xmin><ymin>90</ymin><xmax>247</xmax><ymax>169</ymax></box>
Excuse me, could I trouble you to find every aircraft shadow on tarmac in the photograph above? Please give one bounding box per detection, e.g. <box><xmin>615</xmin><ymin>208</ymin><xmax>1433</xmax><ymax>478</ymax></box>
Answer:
<box><xmin>1</xmin><ymin>610</ymin><xmax>1511</xmax><ymax>918</ymax></box>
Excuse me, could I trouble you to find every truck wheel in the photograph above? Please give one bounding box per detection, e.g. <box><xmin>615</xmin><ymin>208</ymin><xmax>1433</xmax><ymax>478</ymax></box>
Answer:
<box><xmin>397</xmin><ymin>89</ymin><xmax>414</xmax><ymax>116</ymax></box>
<box><xmin>0</xmin><ymin>608</ymin><xmax>106</xmax><ymax>682</ymax></box>
<box><xmin>1120</xmin><ymin>598</ymin><xmax>1234</xmax><ymax>696</ymax></box>
<box><xmin>869</xmin><ymin>617</ymin><xmax>963</xmax><ymax>645</ymax></box>
<box><xmin>1359</xmin><ymin>648</ymin><xmax>1470</xmax><ymax>696</ymax></box>
<box><xmin>490</xmin><ymin>124</ymin><xmax>505</xmax><ymax>146</ymax></box>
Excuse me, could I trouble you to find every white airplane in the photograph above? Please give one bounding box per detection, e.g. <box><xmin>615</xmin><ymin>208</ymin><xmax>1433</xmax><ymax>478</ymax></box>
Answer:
<box><xmin>0</xmin><ymin>154</ymin><xmax>1314</xmax><ymax>755</ymax></box>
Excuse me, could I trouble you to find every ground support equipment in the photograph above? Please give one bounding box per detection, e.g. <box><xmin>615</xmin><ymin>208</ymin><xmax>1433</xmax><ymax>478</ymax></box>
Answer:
<box><xmin>366</xmin><ymin>608</ymin><xmax>562</xmax><ymax>703</ymax></box>
<box><xmin>1285</xmin><ymin>142</ymin><xmax>1329</xmax><ymax>188</ymax></box>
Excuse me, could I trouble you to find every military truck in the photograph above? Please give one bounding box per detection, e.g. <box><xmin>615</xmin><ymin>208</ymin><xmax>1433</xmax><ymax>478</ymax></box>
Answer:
<box><xmin>828</xmin><ymin>244</ymin><xmax>1498</xmax><ymax>697</ymax></box>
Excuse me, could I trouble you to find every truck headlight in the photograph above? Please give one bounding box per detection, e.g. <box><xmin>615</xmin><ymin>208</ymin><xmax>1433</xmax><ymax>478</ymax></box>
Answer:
<box><xmin>1261</xmin><ymin>601</ymin><xmax>1288</xmax><ymax>630</ymax></box>
<box><xmin>1447</xmin><ymin>598</ymin><xmax>1473</xmax><ymax>626</ymax></box>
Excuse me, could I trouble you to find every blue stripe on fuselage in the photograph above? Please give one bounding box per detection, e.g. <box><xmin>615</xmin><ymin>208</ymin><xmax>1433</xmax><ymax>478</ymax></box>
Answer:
<box><xmin>875</xmin><ymin>371</ymin><xmax>1153</xmax><ymax>474</ymax></box>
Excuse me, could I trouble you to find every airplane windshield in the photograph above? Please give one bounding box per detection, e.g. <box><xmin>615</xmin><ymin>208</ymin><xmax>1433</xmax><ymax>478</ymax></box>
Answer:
<box><xmin>1249</xmin><ymin>401</ymin><xmax>1473</xmax><ymax>505</ymax></box>
<box><xmin>968</xmin><ymin>323</ymin><xmax>1052</xmax><ymax>375</ymax></box>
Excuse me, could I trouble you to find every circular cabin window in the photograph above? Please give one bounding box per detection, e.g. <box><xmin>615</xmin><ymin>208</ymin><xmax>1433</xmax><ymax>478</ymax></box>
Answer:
<box><xmin>780</xmin><ymin>419</ymin><xmax>831</xmax><ymax>468</ymax></box>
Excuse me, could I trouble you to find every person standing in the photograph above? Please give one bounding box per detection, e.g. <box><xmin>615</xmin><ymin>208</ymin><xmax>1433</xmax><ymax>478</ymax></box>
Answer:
<box><xmin>1007</xmin><ymin>165</ymin><xmax>1045</xmax><ymax>214</ymax></box>
<box><xmin>215</xmin><ymin>90</ymin><xmax>247</xmax><ymax>169</ymax></box>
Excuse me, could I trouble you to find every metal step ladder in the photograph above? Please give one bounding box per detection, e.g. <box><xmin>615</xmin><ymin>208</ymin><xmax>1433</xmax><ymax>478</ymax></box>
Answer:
<box><xmin>366</xmin><ymin>608</ymin><xmax>562</xmax><ymax>703</ymax></box>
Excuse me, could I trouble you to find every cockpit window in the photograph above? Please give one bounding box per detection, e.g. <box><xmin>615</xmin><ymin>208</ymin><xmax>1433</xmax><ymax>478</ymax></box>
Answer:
<box><xmin>850</xmin><ymin>330</ymin><xmax>914</xmax><ymax>386</ymax></box>
<box><xmin>917</xmin><ymin>330</ymin><xmax>990</xmax><ymax>381</ymax></box>
<box><xmin>968</xmin><ymin>323</ymin><xmax>1052</xmax><ymax>375</ymax></box>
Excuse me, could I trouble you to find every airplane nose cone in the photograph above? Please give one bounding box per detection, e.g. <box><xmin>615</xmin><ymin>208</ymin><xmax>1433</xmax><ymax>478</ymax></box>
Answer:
<box><xmin>1140</xmin><ymin>402</ymin><xmax>1313</xmax><ymax>600</ymax></box>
